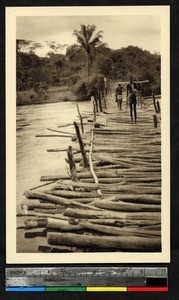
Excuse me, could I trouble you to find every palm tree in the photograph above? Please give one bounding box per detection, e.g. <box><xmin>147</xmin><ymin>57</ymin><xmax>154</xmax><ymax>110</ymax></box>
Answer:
<box><xmin>73</xmin><ymin>25</ymin><xmax>103</xmax><ymax>76</ymax></box>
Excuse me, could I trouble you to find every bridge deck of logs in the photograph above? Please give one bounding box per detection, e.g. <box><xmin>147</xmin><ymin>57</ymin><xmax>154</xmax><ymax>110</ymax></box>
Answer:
<box><xmin>19</xmin><ymin>91</ymin><xmax>161</xmax><ymax>253</ymax></box>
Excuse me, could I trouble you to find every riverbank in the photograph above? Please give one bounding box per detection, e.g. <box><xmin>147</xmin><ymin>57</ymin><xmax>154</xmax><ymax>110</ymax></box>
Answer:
<box><xmin>17</xmin><ymin>85</ymin><xmax>79</xmax><ymax>106</ymax></box>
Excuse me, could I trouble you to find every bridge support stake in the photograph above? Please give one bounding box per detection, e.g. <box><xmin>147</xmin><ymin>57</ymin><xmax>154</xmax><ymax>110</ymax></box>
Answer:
<box><xmin>153</xmin><ymin>114</ymin><xmax>158</xmax><ymax>128</ymax></box>
<box><xmin>156</xmin><ymin>101</ymin><xmax>160</xmax><ymax>113</ymax></box>
<box><xmin>74</xmin><ymin>122</ymin><xmax>89</xmax><ymax>168</ymax></box>
<box><xmin>152</xmin><ymin>91</ymin><xmax>158</xmax><ymax>113</ymax></box>
<box><xmin>67</xmin><ymin>145</ymin><xmax>77</xmax><ymax>182</ymax></box>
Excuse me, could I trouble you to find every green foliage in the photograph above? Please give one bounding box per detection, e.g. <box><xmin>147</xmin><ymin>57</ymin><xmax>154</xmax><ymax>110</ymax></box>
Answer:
<box><xmin>16</xmin><ymin>32</ymin><xmax>161</xmax><ymax>99</ymax></box>
<box><xmin>73</xmin><ymin>24</ymin><xmax>104</xmax><ymax>76</ymax></box>
<box><xmin>72</xmin><ymin>72</ymin><xmax>105</xmax><ymax>100</ymax></box>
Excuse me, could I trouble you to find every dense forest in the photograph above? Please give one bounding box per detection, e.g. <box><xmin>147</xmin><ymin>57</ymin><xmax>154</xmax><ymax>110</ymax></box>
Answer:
<box><xmin>17</xmin><ymin>25</ymin><xmax>161</xmax><ymax>104</ymax></box>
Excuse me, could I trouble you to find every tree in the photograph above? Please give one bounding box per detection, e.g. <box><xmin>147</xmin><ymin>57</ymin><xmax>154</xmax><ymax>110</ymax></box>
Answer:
<box><xmin>73</xmin><ymin>25</ymin><xmax>103</xmax><ymax>76</ymax></box>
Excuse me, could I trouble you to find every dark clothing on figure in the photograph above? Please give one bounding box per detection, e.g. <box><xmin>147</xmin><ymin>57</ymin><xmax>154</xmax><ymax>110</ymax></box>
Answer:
<box><xmin>129</xmin><ymin>101</ymin><xmax>137</xmax><ymax>122</ymax></box>
<box><xmin>127</xmin><ymin>82</ymin><xmax>138</xmax><ymax>122</ymax></box>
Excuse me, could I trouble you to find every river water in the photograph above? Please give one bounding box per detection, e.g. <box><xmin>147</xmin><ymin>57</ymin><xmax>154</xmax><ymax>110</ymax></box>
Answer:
<box><xmin>16</xmin><ymin>100</ymin><xmax>92</xmax><ymax>209</ymax></box>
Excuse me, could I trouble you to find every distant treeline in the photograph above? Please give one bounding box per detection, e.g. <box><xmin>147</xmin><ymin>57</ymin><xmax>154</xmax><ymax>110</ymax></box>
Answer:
<box><xmin>17</xmin><ymin>40</ymin><xmax>161</xmax><ymax>99</ymax></box>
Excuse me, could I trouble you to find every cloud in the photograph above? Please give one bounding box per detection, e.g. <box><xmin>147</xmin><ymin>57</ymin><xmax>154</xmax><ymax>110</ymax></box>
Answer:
<box><xmin>17</xmin><ymin>15</ymin><xmax>160</xmax><ymax>53</ymax></box>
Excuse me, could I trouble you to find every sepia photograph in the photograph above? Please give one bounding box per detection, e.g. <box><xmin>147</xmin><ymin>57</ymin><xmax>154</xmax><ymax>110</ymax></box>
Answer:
<box><xmin>6</xmin><ymin>6</ymin><xmax>170</xmax><ymax>263</ymax></box>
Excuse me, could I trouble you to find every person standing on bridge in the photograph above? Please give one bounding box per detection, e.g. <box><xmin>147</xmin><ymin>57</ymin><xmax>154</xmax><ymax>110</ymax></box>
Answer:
<box><xmin>115</xmin><ymin>83</ymin><xmax>124</xmax><ymax>110</ymax></box>
<box><xmin>127</xmin><ymin>76</ymin><xmax>139</xmax><ymax>123</ymax></box>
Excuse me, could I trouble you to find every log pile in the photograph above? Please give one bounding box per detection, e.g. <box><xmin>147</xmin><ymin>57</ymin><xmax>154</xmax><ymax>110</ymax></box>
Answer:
<box><xmin>19</xmin><ymin>93</ymin><xmax>161</xmax><ymax>253</ymax></box>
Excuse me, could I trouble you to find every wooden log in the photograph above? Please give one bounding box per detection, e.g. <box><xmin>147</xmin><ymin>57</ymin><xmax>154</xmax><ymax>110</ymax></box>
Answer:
<box><xmin>74</xmin><ymin>122</ymin><xmax>89</xmax><ymax>168</ymax></box>
<box><xmin>122</xmin><ymin>177</ymin><xmax>161</xmax><ymax>183</ymax></box>
<box><xmin>80</xmin><ymin>174</ymin><xmax>161</xmax><ymax>184</ymax></box>
<box><xmin>100</xmin><ymin>185</ymin><xmax>161</xmax><ymax>195</ymax></box>
<box><xmin>21</xmin><ymin>203</ymin><xmax>59</xmax><ymax>210</ymax></box>
<box><xmin>47</xmin><ymin>232</ymin><xmax>161</xmax><ymax>251</ymax></box>
<box><xmin>24</xmin><ymin>190</ymin><xmax>72</xmax><ymax>206</ymax></box>
<box><xmin>41</xmin><ymin>175</ymin><xmax>70</xmax><ymax>181</ymax></box>
<box><xmin>47</xmin><ymin>218</ymin><xmax>83</xmax><ymax>231</ymax></box>
<box><xmin>76</xmin><ymin>104</ymin><xmax>84</xmax><ymax>134</ymax></box>
<box><xmin>91</xmin><ymin>200</ymin><xmax>161</xmax><ymax>212</ymax></box>
<box><xmin>25</xmin><ymin>191</ymin><xmax>102</xmax><ymax>213</ymax></box>
<box><xmin>142</xmin><ymin>224</ymin><xmax>161</xmax><ymax>231</ymax></box>
<box><xmin>101</xmin><ymin>195</ymin><xmax>161</xmax><ymax>205</ymax></box>
<box><xmin>67</xmin><ymin>198</ymin><xmax>100</xmax><ymax>203</ymax></box>
<box><xmin>81</xmin><ymin>221</ymin><xmax>160</xmax><ymax>237</ymax></box>
<box><xmin>35</xmin><ymin>134</ymin><xmax>72</xmax><ymax>138</ymax></box>
<box><xmin>25</xmin><ymin>218</ymin><xmax>48</xmax><ymax>229</ymax></box>
<box><xmin>47</xmin><ymin>148</ymin><xmax>83</xmax><ymax>153</ymax></box>
<box><xmin>57</xmin><ymin>123</ymin><xmax>73</xmax><ymax>128</ymax></box>
<box><xmin>44</xmin><ymin>189</ymin><xmax>100</xmax><ymax>199</ymax></box>
<box><xmin>47</xmin><ymin>128</ymin><xmax>74</xmax><ymax>135</ymax></box>
<box><xmin>88</xmin><ymin>219</ymin><xmax>161</xmax><ymax>227</ymax></box>
<box><xmin>55</xmin><ymin>180</ymin><xmax>99</xmax><ymax>190</ymax></box>
<box><xmin>67</xmin><ymin>146</ymin><xmax>77</xmax><ymax>181</ymax></box>
<box><xmin>34</xmin><ymin>208</ymin><xmax>65</xmax><ymax>214</ymax></box>
<box><xmin>17</xmin><ymin>210</ymin><xmax>69</xmax><ymax>220</ymax></box>
<box><xmin>64</xmin><ymin>207</ymin><xmax>161</xmax><ymax>220</ymax></box>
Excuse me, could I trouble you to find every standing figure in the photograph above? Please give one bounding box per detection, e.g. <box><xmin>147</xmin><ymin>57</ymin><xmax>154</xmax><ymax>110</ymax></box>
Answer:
<box><xmin>127</xmin><ymin>76</ymin><xmax>139</xmax><ymax>123</ymax></box>
<box><xmin>116</xmin><ymin>83</ymin><xmax>124</xmax><ymax>110</ymax></box>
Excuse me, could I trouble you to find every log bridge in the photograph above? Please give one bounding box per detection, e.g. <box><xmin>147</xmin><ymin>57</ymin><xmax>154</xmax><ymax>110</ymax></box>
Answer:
<box><xmin>19</xmin><ymin>89</ymin><xmax>161</xmax><ymax>253</ymax></box>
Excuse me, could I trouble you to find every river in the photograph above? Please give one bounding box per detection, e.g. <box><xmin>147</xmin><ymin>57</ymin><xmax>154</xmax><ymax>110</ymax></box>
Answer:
<box><xmin>16</xmin><ymin>100</ymin><xmax>92</xmax><ymax>210</ymax></box>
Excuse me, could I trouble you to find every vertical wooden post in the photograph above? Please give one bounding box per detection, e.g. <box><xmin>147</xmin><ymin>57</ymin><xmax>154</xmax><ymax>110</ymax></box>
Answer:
<box><xmin>76</xmin><ymin>104</ymin><xmax>84</xmax><ymax>134</ymax></box>
<box><xmin>74</xmin><ymin>122</ymin><xmax>89</xmax><ymax>168</ymax></box>
<box><xmin>98</xmin><ymin>89</ymin><xmax>103</xmax><ymax>112</ymax></box>
<box><xmin>152</xmin><ymin>90</ymin><xmax>158</xmax><ymax>113</ymax></box>
<box><xmin>92</xmin><ymin>99</ymin><xmax>96</xmax><ymax>121</ymax></box>
<box><xmin>153</xmin><ymin>114</ymin><xmax>158</xmax><ymax>128</ymax></box>
<box><xmin>67</xmin><ymin>146</ymin><xmax>77</xmax><ymax>181</ymax></box>
<box><xmin>157</xmin><ymin>100</ymin><xmax>160</xmax><ymax>113</ymax></box>
<box><xmin>94</xmin><ymin>92</ymin><xmax>99</xmax><ymax>113</ymax></box>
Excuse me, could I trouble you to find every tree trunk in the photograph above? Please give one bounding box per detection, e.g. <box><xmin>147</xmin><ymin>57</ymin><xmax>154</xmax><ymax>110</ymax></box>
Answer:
<box><xmin>47</xmin><ymin>232</ymin><xmax>161</xmax><ymax>251</ymax></box>
<box><xmin>91</xmin><ymin>200</ymin><xmax>161</xmax><ymax>212</ymax></box>
<box><xmin>64</xmin><ymin>207</ymin><xmax>161</xmax><ymax>220</ymax></box>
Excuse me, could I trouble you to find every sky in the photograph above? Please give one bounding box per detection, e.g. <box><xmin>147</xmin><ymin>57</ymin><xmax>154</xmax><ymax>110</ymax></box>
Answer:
<box><xmin>16</xmin><ymin>15</ymin><xmax>161</xmax><ymax>56</ymax></box>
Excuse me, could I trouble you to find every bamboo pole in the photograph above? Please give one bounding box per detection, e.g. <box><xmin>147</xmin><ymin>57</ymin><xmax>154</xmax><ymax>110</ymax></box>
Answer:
<box><xmin>74</xmin><ymin>122</ymin><xmax>89</xmax><ymax>168</ymax></box>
